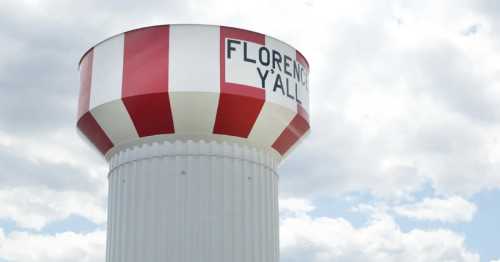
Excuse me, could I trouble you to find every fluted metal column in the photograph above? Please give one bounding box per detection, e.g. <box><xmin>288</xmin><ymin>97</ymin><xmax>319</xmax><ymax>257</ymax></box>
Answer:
<box><xmin>106</xmin><ymin>140</ymin><xmax>279</xmax><ymax>262</ymax></box>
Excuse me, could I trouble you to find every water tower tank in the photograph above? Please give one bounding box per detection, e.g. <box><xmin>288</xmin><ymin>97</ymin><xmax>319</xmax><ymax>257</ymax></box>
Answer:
<box><xmin>77</xmin><ymin>24</ymin><xmax>310</xmax><ymax>262</ymax></box>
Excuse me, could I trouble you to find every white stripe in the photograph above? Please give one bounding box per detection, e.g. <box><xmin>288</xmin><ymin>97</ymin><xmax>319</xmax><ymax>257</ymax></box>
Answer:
<box><xmin>169</xmin><ymin>25</ymin><xmax>220</xmax><ymax>92</ymax></box>
<box><xmin>91</xmin><ymin>100</ymin><xmax>138</xmax><ymax>145</ymax></box>
<box><xmin>90</xmin><ymin>34</ymin><xmax>124</xmax><ymax>109</ymax></box>
<box><xmin>169</xmin><ymin>92</ymin><xmax>219</xmax><ymax>134</ymax></box>
<box><xmin>169</xmin><ymin>25</ymin><xmax>220</xmax><ymax>133</ymax></box>
<box><xmin>248</xmin><ymin>102</ymin><xmax>296</xmax><ymax>148</ymax></box>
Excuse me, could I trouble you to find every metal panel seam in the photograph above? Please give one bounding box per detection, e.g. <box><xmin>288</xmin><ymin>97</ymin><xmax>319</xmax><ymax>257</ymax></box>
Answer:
<box><xmin>108</xmin><ymin>153</ymin><xmax>278</xmax><ymax>177</ymax></box>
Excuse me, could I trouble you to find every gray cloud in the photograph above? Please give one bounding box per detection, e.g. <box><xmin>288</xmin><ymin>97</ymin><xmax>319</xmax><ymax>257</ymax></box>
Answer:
<box><xmin>0</xmin><ymin>0</ymin><xmax>498</xmax><ymax>260</ymax></box>
<box><xmin>409</xmin><ymin>45</ymin><xmax>500</xmax><ymax>124</ymax></box>
<box><xmin>0</xmin><ymin>145</ymin><xmax>101</xmax><ymax>193</ymax></box>
<box><xmin>277</xmin><ymin>0</ymin><xmax>500</xmax><ymax>199</ymax></box>
<box><xmin>0</xmin><ymin>0</ymin><xmax>190</xmax><ymax>135</ymax></box>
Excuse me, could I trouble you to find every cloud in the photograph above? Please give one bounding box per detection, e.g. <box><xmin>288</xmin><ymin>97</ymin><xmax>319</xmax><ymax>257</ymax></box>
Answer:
<box><xmin>0</xmin><ymin>186</ymin><xmax>106</xmax><ymax>230</ymax></box>
<box><xmin>0</xmin><ymin>0</ymin><xmax>190</xmax><ymax>136</ymax></box>
<box><xmin>1</xmin><ymin>0</ymin><xmax>499</xmax><ymax>202</ymax></box>
<box><xmin>0</xmin><ymin>0</ymin><xmax>499</xmax><ymax>260</ymax></box>
<box><xmin>0</xmin><ymin>130</ymin><xmax>107</xmax><ymax>230</ymax></box>
<box><xmin>280</xmin><ymin>199</ymin><xmax>479</xmax><ymax>262</ymax></box>
<box><xmin>280</xmin><ymin>198</ymin><xmax>316</xmax><ymax>218</ymax></box>
<box><xmin>0</xmin><ymin>228</ymin><xmax>105</xmax><ymax>262</ymax></box>
<box><xmin>0</xmin><ymin>144</ymin><xmax>101</xmax><ymax>193</ymax></box>
<box><xmin>393</xmin><ymin>196</ymin><xmax>477</xmax><ymax>223</ymax></box>
<box><xmin>275</xmin><ymin>0</ymin><xmax>500</xmax><ymax>199</ymax></box>
<box><xmin>0</xmin><ymin>198</ymin><xmax>480</xmax><ymax>262</ymax></box>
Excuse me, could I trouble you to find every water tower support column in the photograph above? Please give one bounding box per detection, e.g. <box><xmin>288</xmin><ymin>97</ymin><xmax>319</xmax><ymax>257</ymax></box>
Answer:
<box><xmin>106</xmin><ymin>140</ymin><xmax>279</xmax><ymax>262</ymax></box>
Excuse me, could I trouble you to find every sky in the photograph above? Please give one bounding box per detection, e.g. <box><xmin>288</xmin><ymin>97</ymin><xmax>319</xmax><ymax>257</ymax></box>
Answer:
<box><xmin>0</xmin><ymin>0</ymin><xmax>499</xmax><ymax>261</ymax></box>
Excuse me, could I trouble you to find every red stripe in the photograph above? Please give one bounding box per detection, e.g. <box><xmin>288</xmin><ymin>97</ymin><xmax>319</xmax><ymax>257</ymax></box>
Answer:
<box><xmin>77</xmin><ymin>112</ymin><xmax>113</xmax><ymax>155</ymax></box>
<box><xmin>272</xmin><ymin>105</ymin><xmax>310</xmax><ymax>155</ymax></box>
<box><xmin>297</xmin><ymin>102</ymin><xmax>309</xmax><ymax>122</ymax></box>
<box><xmin>122</xmin><ymin>93</ymin><xmax>173</xmax><ymax>136</ymax></box>
<box><xmin>219</xmin><ymin>26</ymin><xmax>266</xmax><ymax>44</ymax></box>
<box><xmin>77</xmin><ymin>49</ymin><xmax>93</xmax><ymax>119</ymax></box>
<box><xmin>213</xmin><ymin>26</ymin><xmax>266</xmax><ymax>138</ymax></box>
<box><xmin>222</xmin><ymin>83</ymin><xmax>264</xmax><ymax>100</ymax></box>
<box><xmin>122</xmin><ymin>25</ymin><xmax>174</xmax><ymax>136</ymax></box>
<box><xmin>296</xmin><ymin>50</ymin><xmax>309</xmax><ymax>71</ymax></box>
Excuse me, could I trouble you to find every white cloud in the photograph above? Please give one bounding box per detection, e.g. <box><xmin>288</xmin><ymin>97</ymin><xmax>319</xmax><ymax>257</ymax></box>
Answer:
<box><xmin>1</xmin><ymin>0</ymin><xmax>499</xmax><ymax>202</ymax></box>
<box><xmin>0</xmin><ymin>128</ymin><xmax>107</xmax><ymax>231</ymax></box>
<box><xmin>0</xmin><ymin>198</ymin><xmax>480</xmax><ymax>262</ymax></box>
<box><xmin>0</xmin><ymin>187</ymin><xmax>106</xmax><ymax>230</ymax></box>
<box><xmin>280</xmin><ymin>199</ymin><xmax>479</xmax><ymax>262</ymax></box>
<box><xmin>490</xmin><ymin>259</ymin><xmax>500</xmax><ymax>262</ymax></box>
<box><xmin>0</xmin><ymin>0</ymin><xmax>499</xmax><ymax>260</ymax></box>
<box><xmin>280</xmin><ymin>198</ymin><xmax>316</xmax><ymax>217</ymax></box>
<box><xmin>0</xmin><ymin>228</ymin><xmax>105</xmax><ymax>262</ymax></box>
<box><xmin>272</xmin><ymin>0</ymin><xmax>500</xmax><ymax>199</ymax></box>
<box><xmin>394</xmin><ymin>196</ymin><xmax>477</xmax><ymax>223</ymax></box>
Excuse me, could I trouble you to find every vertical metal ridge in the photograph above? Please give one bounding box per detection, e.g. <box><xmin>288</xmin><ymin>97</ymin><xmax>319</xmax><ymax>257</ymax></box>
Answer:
<box><xmin>106</xmin><ymin>140</ymin><xmax>279</xmax><ymax>262</ymax></box>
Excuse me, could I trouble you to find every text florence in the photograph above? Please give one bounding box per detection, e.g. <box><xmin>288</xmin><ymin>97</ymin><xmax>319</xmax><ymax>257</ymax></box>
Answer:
<box><xmin>227</xmin><ymin>39</ymin><xmax>308</xmax><ymax>105</ymax></box>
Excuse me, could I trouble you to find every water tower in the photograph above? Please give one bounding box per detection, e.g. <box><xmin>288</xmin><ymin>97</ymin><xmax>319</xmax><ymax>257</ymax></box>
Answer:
<box><xmin>77</xmin><ymin>24</ymin><xmax>310</xmax><ymax>262</ymax></box>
